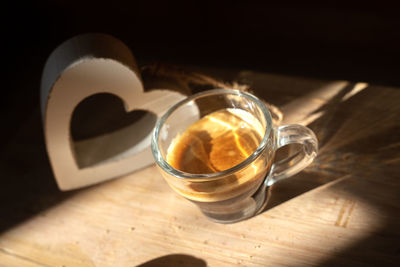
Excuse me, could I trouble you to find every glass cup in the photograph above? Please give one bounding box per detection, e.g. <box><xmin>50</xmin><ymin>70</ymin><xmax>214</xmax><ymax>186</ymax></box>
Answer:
<box><xmin>151</xmin><ymin>89</ymin><xmax>318</xmax><ymax>223</ymax></box>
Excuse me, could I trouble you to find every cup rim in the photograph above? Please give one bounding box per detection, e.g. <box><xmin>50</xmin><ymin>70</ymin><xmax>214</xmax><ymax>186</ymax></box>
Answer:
<box><xmin>151</xmin><ymin>88</ymin><xmax>273</xmax><ymax>181</ymax></box>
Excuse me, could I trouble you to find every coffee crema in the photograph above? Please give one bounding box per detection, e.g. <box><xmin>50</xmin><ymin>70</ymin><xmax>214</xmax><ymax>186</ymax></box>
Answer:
<box><xmin>167</xmin><ymin>108</ymin><xmax>264</xmax><ymax>174</ymax></box>
<box><xmin>163</xmin><ymin>108</ymin><xmax>271</xmax><ymax>202</ymax></box>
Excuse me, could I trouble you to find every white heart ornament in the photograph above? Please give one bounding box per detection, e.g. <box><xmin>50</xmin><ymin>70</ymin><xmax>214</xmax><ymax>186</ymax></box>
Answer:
<box><xmin>41</xmin><ymin>34</ymin><xmax>196</xmax><ymax>190</ymax></box>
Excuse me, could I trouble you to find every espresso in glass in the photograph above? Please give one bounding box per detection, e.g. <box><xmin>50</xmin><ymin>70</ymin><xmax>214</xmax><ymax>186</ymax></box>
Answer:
<box><xmin>152</xmin><ymin>89</ymin><xmax>318</xmax><ymax>223</ymax></box>
<box><xmin>166</xmin><ymin>108</ymin><xmax>271</xmax><ymax>203</ymax></box>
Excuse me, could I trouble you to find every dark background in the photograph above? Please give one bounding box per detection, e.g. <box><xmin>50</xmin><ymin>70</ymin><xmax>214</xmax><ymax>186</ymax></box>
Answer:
<box><xmin>2</xmin><ymin>2</ymin><xmax>399</xmax><ymax>156</ymax></box>
<box><xmin>6</xmin><ymin>2</ymin><xmax>400</xmax><ymax>82</ymax></box>
<box><xmin>3</xmin><ymin>1</ymin><xmax>400</xmax><ymax>149</ymax></box>
<box><xmin>4</xmin><ymin>4</ymin><xmax>400</xmax><ymax>97</ymax></box>
<box><xmin>1</xmin><ymin>2</ymin><xmax>399</xmax><ymax>152</ymax></box>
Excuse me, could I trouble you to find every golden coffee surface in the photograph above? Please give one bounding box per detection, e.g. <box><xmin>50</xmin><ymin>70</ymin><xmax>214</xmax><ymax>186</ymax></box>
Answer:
<box><xmin>167</xmin><ymin>108</ymin><xmax>264</xmax><ymax>174</ymax></box>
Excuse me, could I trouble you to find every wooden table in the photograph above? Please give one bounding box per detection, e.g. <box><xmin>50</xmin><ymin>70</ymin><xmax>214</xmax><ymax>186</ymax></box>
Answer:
<box><xmin>1</xmin><ymin>67</ymin><xmax>399</xmax><ymax>266</ymax></box>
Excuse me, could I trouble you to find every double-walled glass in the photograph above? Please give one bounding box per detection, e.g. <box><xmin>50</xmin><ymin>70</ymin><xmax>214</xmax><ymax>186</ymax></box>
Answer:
<box><xmin>152</xmin><ymin>89</ymin><xmax>318</xmax><ymax>223</ymax></box>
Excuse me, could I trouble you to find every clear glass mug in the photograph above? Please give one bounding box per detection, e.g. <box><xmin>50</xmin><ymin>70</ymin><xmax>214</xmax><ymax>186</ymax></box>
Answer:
<box><xmin>151</xmin><ymin>89</ymin><xmax>318</xmax><ymax>223</ymax></box>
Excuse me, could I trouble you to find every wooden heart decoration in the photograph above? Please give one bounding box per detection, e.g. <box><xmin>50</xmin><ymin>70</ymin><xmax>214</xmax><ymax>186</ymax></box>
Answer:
<box><xmin>41</xmin><ymin>34</ymin><xmax>195</xmax><ymax>190</ymax></box>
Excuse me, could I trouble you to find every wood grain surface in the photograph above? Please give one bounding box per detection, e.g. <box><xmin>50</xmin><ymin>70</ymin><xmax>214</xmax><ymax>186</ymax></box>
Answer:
<box><xmin>0</xmin><ymin>68</ymin><xmax>399</xmax><ymax>266</ymax></box>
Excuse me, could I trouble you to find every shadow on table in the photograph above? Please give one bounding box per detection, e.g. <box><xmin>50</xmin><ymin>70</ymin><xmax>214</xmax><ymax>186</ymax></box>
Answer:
<box><xmin>258</xmin><ymin>83</ymin><xmax>400</xmax><ymax>265</ymax></box>
<box><xmin>136</xmin><ymin>254</ymin><xmax>206</xmax><ymax>267</ymax></box>
<box><xmin>259</xmin><ymin>80</ymin><xmax>400</xmax><ymax>210</ymax></box>
<box><xmin>0</xmin><ymin>109</ymin><xmax>76</xmax><ymax>234</ymax></box>
<box><xmin>261</xmin><ymin>82</ymin><xmax>357</xmax><ymax>211</ymax></box>
<box><xmin>317</xmin><ymin>221</ymin><xmax>400</xmax><ymax>266</ymax></box>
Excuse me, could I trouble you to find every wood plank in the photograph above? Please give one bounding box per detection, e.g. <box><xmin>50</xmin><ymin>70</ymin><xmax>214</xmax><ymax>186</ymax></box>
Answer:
<box><xmin>1</xmin><ymin>69</ymin><xmax>399</xmax><ymax>266</ymax></box>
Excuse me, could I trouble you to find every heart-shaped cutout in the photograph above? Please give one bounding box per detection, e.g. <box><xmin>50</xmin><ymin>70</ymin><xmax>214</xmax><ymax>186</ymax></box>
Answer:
<box><xmin>71</xmin><ymin>93</ymin><xmax>157</xmax><ymax>169</ymax></box>
<box><xmin>41</xmin><ymin>34</ymin><xmax>198</xmax><ymax>190</ymax></box>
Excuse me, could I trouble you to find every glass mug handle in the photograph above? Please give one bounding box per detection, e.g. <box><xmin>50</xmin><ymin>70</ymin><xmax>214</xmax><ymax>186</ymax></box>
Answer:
<box><xmin>266</xmin><ymin>124</ymin><xmax>318</xmax><ymax>186</ymax></box>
